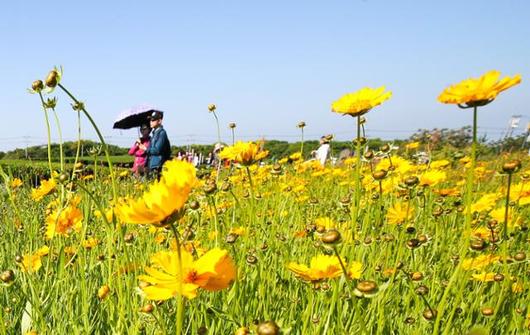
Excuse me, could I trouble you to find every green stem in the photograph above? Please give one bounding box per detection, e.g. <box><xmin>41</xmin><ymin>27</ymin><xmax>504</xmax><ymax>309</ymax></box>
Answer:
<box><xmin>212</xmin><ymin>111</ymin><xmax>221</xmax><ymax>145</ymax></box>
<box><xmin>51</xmin><ymin>109</ymin><xmax>65</xmax><ymax>172</ymax></box>
<box><xmin>57</xmin><ymin>83</ymin><xmax>117</xmax><ymax>201</ymax></box>
<box><xmin>503</xmin><ymin>173</ymin><xmax>512</xmax><ymax>240</ymax></box>
<box><xmin>169</xmin><ymin>223</ymin><xmax>185</xmax><ymax>335</ymax></box>
<box><xmin>37</xmin><ymin>92</ymin><xmax>53</xmax><ymax>176</ymax></box>
<box><xmin>300</xmin><ymin>128</ymin><xmax>304</xmax><ymax>157</ymax></box>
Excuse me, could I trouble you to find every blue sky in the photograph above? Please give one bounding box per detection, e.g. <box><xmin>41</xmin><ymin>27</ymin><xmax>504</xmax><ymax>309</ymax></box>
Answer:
<box><xmin>1</xmin><ymin>1</ymin><xmax>529</xmax><ymax>151</ymax></box>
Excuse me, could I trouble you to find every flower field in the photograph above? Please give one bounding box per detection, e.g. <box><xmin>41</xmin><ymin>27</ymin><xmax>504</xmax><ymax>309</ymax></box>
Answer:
<box><xmin>1</xmin><ymin>69</ymin><xmax>529</xmax><ymax>334</ymax></box>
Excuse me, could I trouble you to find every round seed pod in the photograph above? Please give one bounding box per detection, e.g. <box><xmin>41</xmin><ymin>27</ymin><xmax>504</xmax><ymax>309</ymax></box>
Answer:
<box><xmin>502</xmin><ymin>160</ymin><xmax>521</xmax><ymax>174</ymax></box>
<box><xmin>246</xmin><ymin>255</ymin><xmax>258</xmax><ymax>265</ymax></box>
<box><xmin>406</xmin><ymin>226</ymin><xmax>416</xmax><ymax>234</ymax></box>
<box><xmin>321</xmin><ymin>230</ymin><xmax>341</xmax><ymax>245</ymax></box>
<box><xmin>481</xmin><ymin>307</ymin><xmax>494</xmax><ymax>316</ymax></box>
<box><xmin>32</xmin><ymin>80</ymin><xmax>44</xmax><ymax>92</ymax></box>
<box><xmin>203</xmin><ymin>182</ymin><xmax>217</xmax><ymax>195</ymax></box>
<box><xmin>470</xmin><ymin>239</ymin><xmax>486</xmax><ymax>251</ymax></box>
<box><xmin>124</xmin><ymin>233</ymin><xmax>135</xmax><ymax>244</ymax></box>
<box><xmin>15</xmin><ymin>255</ymin><xmax>23</xmax><ymax>263</ymax></box>
<box><xmin>380</xmin><ymin>144</ymin><xmax>390</xmax><ymax>152</ymax></box>
<box><xmin>257</xmin><ymin>321</ymin><xmax>280</xmax><ymax>335</ymax></box>
<box><xmin>364</xmin><ymin>150</ymin><xmax>374</xmax><ymax>160</ymax></box>
<box><xmin>235</xmin><ymin>327</ymin><xmax>250</xmax><ymax>335</ymax></box>
<box><xmin>514</xmin><ymin>252</ymin><xmax>526</xmax><ymax>261</ymax></box>
<box><xmin>410</xmin><ymin>272</ymin><xmax>423</xmax><ymax>281</ymax></box>
<box><xmin>140</xmin><ymin>303</ymin><xmax>154</xmax><ymax>314</ymax></box>
<box><xmin>373</xmin><ymin>170</ymin><xmax>387</xmax><ymax>180</ymax></box>
<box><xmin>423</xmin><ymin>308</ymin><xmax>437</xmax><ymax>321</ymax></box>
<box><xmin>45</xmin><ymin>69</ymin><xmax>59</xmax><ymax>88</ymax></box>
<box><xmin>226</xmin><ymin>233</ymin><xmax>238</xmax><ymax>244</ymax></box>
<box><xmin>493</xmin><ymin>273</ymin><xmax>504</xmax><ymax>282</ymax></box>
<box><xmin>415</xmin><ymin>285</ymin><xmax>429</xmax><ymax>296</ymax></box>
<box><xmin>0</xmin><ymin>270</ymin><xmax>14</xmax><ymax>284</ymax></box>
<box><xmin>404</xmin><ymin>176</ymin><xmax>419</xmax><ymax>187</ymax></box>
<box><xmin>404</xmin><ymin>317</ymin><xmax>415</xmax><ymax>325</ymax></box>
<box><xmin>406</xmin><ymin>239</ymin><xmax>420</xmax><ymax>249</ymax></box>
<box><xmin>356</xmin><ymin>280</ymin><xmax>378</xmax><ymax>294</ymax></box>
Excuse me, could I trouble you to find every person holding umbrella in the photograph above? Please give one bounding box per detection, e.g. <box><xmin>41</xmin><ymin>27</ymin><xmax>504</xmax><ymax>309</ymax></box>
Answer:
<box><xmin>140</xmin><ymin>111</ymin><xmax>171</xmax><ymax>178</ymax></box>
<box><xmin>128</xmin><ymin>123</ymin><xmax>151</xmax><ymax>176</ymax></box>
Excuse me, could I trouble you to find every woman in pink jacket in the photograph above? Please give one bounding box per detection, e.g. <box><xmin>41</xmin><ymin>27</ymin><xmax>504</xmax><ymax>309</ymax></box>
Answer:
<box><xmin>128</xmin><ymin>124</ymin><xmax>151</xmax><ymax>176</ymax></box>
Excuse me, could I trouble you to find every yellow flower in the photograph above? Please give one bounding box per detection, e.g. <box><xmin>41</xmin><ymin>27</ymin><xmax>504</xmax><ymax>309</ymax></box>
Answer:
<box><xmin>229</xmin><ymin>227</ymin><xmax>246</xmax><ymax>236</ymax></box>
<box><xmin>331</xmin><ymin>86</ymin><xmax>392</xmax><ymax>117</ymax></box>
<box><xmin>490</xmin><ymin>206</ymin><xmax>520</xmax><ymax>228</ymax></box>
<box><xmin>115</xmin><ymin>160</ymin><xmax>196</xmax><ymax>225</ymax></box>
<box><xmin>10</xmin><ymin>178</ymin><xmax>23</xmax><ymax>189</ymax></box>
<box><xmin>405</xmin><ymin>142</ymin><xmax>420</xmax><ymax>150</ymax></box>
<box><xmin>471</xmin><ymin>272</ymin><xmax>496</xmax><ymax>282</ymax></box>
<box><xmin>219</xmin><ymin>141</ymin><xmax>269</xmax><ymax>165</ymax></box>
<box><xmin>97</xmin><ymin>285</ymin><xmax>111</xmax><ymax>300</ymax></box>
<box><xmin>82</xmin><ymin>237</ymin><xmax>99</xmax><ymax>249</ymax></box>
<box><xmin>438</xmin><ymin>70</ymin><xmax>521</xmax><ymax>106</ymax></box>
<box><xmin>45</xmin><ymin>199</ymin><xmax>83</xmax><ymax>239</ymax></box>
<box><xmin>19</xmin><ymin>246</ymin><xmax>49</xmax><ymax>273</ymax></box>
<box><xmin>138</xmin><ymin>248</ymin><xmax>236</xmax><ymax>300</ymax></box>
<box><xmin>287</xmin><ymin>255</ymin><xmax>343</xmax><ymax>282</ymax></box>
<box><xmin>315</xmin><ymin>217</ymin><xmax>336</xmax><ymax>229</ymax></box>
<box><xmin>348</xmin><ymin>261</ymin><xmax>363</xmax><ymax>280</ymax></box>
<box><xmin>31</xmin><ymin>178</ymin><xmax>56</xmax><ymax>201</ymax></box>
<box><xmin>430</xmin><ymin>160</ymin><xmax>450</xmax><ymax>169</ymax></box>
<box><xmin>386</xmin><ymin>202</ymin><xmax>414</xmax><ymax>225</ymax></box>
<box><xmin>419</xmin><ymin>170</ymin><xmax>446</xmax><ymax>187</ymax></box>
<box><xmin>461</xmin><ymin>254</ymin><xmax>500</xmax><ymax>271</ymax></box>
<box><xmin>470</xmin><ymin>193</ymin><xmax>500</xmax><ymax>213</ymax></box>
<box><xmin>289</xmin><ymin>152</ymin><xmax>302</xmax><ymax>161</ymax></box>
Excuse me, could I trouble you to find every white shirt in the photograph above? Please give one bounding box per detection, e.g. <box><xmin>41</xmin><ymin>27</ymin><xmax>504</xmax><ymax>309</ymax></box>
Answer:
<box><xmin>315</xmin><ymin>143</ymin><xmax>330</xmax><ymax>165</ymax></box>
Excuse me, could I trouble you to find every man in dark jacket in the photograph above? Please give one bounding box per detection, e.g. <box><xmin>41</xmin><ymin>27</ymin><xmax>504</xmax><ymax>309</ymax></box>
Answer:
<box><xmin>144</xmin><ymin>111</ymin><xmax>171</xmax><ymax>177</ymax></box>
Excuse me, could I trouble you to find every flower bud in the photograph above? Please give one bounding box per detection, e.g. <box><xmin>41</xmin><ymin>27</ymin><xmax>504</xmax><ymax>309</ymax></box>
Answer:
<box><xmin>208</xmin><ymin>104</ymin><xmax>217</xmax><ymax>112</ymax></box>
<box><xmin>45</xmin><ymin>69</ymin><xmax>60</xmax><ymax>88</ymax></box>
<box><xmin>32</xmin><ymin>80</ymin><xmax>44</xmax><ymax>92</ymax></box>
<box><xmin>189</xmin><ymin>200</ymin><xmax>200</xmax><ymax>210</ymax></box>
<box><xmin>228</xmin><ymin>122</ymin><xmax>236</xmax><ymax>129</ymax></box>
<box><xmin>97</xmin><ymin>285</ymin><xmax>110</xmax><ymax>300</ymax></box>
<box><xmin>297</xmin><ymin>121</ymin><xmax>306</xmax><ymax>128</ymax></box>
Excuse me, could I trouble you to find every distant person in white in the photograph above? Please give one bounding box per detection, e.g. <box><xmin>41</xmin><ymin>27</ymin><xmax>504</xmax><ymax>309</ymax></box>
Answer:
<box><xmin>313</xmin><ymin>136</ymin><xmax>330</xmax><ymax>165</ymax></box>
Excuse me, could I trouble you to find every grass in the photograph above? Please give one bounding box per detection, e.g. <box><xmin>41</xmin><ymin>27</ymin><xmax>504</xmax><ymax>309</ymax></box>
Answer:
<box><xmin>1</xmin><ymin>149</ymin><xmax>529</xmax><ymax>334</ymax></box>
